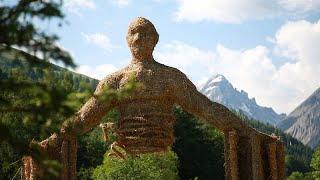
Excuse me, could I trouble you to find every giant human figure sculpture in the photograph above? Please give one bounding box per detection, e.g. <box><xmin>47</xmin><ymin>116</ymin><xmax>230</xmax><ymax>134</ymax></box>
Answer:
<box><xmin>22</xmin><ymin>17</ymin><xmax>285</xmax><ymax>180</ymax></box>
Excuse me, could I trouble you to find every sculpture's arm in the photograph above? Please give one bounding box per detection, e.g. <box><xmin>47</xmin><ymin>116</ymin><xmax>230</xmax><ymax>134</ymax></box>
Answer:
<box><xmin>60</xmin><ymin>73</ymin><xmax>122</xmax><ymax>137</ymax></box>
<box><xmin>172</xmin><ymin>71</ymin><xmax>251</xmax><ymax>134</ymax></box>
<box><xmin>22</xmin><ymin>73</ymin><xmax>123</xmax><ymax>180</ymax></box>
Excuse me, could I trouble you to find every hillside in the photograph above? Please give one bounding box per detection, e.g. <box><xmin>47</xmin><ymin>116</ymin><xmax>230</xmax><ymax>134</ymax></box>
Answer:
<box><xmin>0</xmin><ymin>48</ymin><xmax>98</xmax><ymax>89</ymax></box>
<box><xmin>278</xmin><ymin>88</ymin><xmax>320</xmax><ymax>149</ymax></box>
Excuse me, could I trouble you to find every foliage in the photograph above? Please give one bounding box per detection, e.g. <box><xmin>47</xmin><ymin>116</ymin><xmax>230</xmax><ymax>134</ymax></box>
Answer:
<box><xmin>286</xmin><ymin>155</ymin><xmax>310</xmax><ymax>176</ymax></box>
<box><xmin>311</xmin><ymin>146</ymin><xmax>320</xmax><ymax>179</ymax></box>
<box><xmin>0</xmin><ymin>0</ymin><xmax>73</xmax><ymax>67</ymax></box>
<box><xmin>286</xmin><ymin>146</ymin><xmax>320</xmax><ymax>180</ymax></box>
<box><xmin>92</xmin><ymin>151</ymin><xmax>179</xmax><ymax>180</ymax></box>
<box><xmin>287</xmin><ymin>172</ymin><xmax>314</xmax><ymax>180</ymax></box>
<box><xmin>0</xmin><ymin>0</ymin><xmax>77</xmax><ymax>178</ymax></box>
<box><xmin>0</xmin><ymin>53</ymin><xmax>97</xmax><ymax>179</ymax></box>
<box><xmin>173</xmin><ymin>107</ymin><xmax>225</xmax><ymax>180</ymax></box>
<box><xmin>76</xmin><ymin>126</ymin><xmax>109</xmax><ymax>180</ymax></box>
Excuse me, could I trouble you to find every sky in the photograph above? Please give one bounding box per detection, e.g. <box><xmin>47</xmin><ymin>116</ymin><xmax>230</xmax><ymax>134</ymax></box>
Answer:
<box><xmin>46</xmin><ymin>0</ymin><xmax>320</xmax><ymax>114</ymax></box>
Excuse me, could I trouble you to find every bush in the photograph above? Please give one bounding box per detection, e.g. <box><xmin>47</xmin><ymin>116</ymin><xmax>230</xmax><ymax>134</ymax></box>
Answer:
<box><xmin>285</xmin><ymin>155</ymin><xmax>310</xmax><ymax>175</ymax></box>
<box><xmin>311</xmin><ymin>146</ymin><xmax>320</xmax><ymax>179</ymax></box>
<box><xmin>287</xmin><ymin>172</ymin><xmax>314</xmax><ymax>180</ymax></box>
<box><xmin>92</xmin><ymin>151</ymin><xmax>179</xmax><ymax>180</ymax></box>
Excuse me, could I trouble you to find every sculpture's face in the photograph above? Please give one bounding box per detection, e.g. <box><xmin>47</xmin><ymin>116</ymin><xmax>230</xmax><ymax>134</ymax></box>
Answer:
<box><xmin>126</xmin><ymin>17</ymin><xmax>159</xmax><ymax>61</ymax></box>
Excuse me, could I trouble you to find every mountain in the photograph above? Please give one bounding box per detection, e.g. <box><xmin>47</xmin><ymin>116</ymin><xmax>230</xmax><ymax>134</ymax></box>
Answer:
<box><xmin>278</xmin><ymin>88</ymin><xmax>320</xmax><ymax>149</ymax></box>
<box><xmin>0</xmin><ymin>48</ymin><xmax>98</xmax><ymax>89</ymax></box>
<box><xmin>199</xmin><ymin>74</ymin><xmax>283</xmax><ymax>125</ymax></box>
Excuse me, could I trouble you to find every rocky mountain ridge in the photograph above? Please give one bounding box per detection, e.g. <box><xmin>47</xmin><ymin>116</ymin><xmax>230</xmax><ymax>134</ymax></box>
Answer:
<box><xmin>199</xmin><ymin>74</ymin><xmax>283</xmax><ymax>125</ymax></box>
<box><xmin>278</xmin><ymin>88</ymin><xmax>320</xmax><ymax>149</ymax></box>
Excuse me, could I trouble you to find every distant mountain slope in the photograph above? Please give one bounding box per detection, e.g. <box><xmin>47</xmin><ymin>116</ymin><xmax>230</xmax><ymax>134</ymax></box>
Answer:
<box><xmin>199</xmin><ymin>74</ymin><xmax>284</xmax><ymax>125</ymax></box>
<box><xmin>278</xmin><ymin>88</ymin><xmax>320</xmax><ymax>149</ymax></box>
<box><xmin>0</xmin><ymin>48</ymin><xmax>98</xmax><ymax>89</ymax></box>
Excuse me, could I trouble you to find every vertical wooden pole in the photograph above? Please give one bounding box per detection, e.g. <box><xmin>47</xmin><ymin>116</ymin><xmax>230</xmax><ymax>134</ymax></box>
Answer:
<box><xmin>251</xmin><ymin>135</ymin><xmax>264</xmax><ymax>180</ymax></box>
<box><xmin>267</xmin><ymin>142</ymin><xmax>278</xmax><ymax>180</ymax></box>
<box><xmin>276</xmin><ymin>143</ymin><xmax>286</xmax><ymax>180</ymax></box>
<box><xmin>224</xmin><ymin>132</ymin><xmax>231</xmax><ymax>180</ymax></box>
<box><xmin>229</xmin><ymin>130</ymin><xmax>239</xmax><ymax>180</ymax></box>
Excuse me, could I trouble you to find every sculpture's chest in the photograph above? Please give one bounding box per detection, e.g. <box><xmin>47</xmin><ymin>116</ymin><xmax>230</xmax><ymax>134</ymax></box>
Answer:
<box><xmin>127</xmin><ymin>67</ymin><xmax>173</xmax><ymax>94</ymax></box>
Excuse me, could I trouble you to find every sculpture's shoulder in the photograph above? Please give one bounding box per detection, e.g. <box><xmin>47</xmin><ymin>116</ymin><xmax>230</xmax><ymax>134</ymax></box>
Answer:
<box><xmin>94</xmin><ymin>68</ymin><xmax>127</xmax><ymax>94</ymax></box>
<box><xmin>156</xmin><ymin>62</ymin><xmax>196</xmax><ymax>88</ymax></box>
<box><xmin>154</xmin><ymin>61</ymin><xmax>187</xmax><ymax>79</ymax></box>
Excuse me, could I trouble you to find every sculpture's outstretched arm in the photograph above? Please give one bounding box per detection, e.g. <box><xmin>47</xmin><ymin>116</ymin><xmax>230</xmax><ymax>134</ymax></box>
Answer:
<box><xmin>60</xmin><ymin>73</ymin><xmax>122</xmax><ymax>137</ymax></box>
<box><xmin>173</xmin><ymin>71</ymin><xmax>252</xmax><ymax>134</ymax></box>
<box><xmin>172</xmin><ymin>72</ymin><xmax>286</xmax><ymax>180</ymax></box>
<box><xmin>22</xmin><ymin>74</ymin><xmax>122</xmax><ymax>180</ymax></box>
<box><xmin>61</xmin><ymin>95</ymin><xmax>112</xmax><ymax>137</ymax></box>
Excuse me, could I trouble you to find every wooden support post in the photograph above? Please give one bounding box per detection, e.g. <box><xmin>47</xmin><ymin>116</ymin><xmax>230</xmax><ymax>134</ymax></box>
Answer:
<box><xmin>251</xmin><ymin>135</ymin><xmax>264</xmax><ymax>180</ymax></box>
<box><xmin>60</xmin><ymin>138</ymin><xmax>77</xmax><ymax>180</ymax></box>
<box><xmin>22</xmin><ymin>156</ymin><xmax>31</xmax><ymax>180</ymax></box>
<box><xmin>224</xmin><ymin>135</ymin><xmax>231</xmax><ymax>180</ymax></box>
<box><xmin>22</xmin><ymin>156</ymin><xmax>39</xmax><ymax>180</ymax></box>
<box><xmin>276</xmin><ymin>143</ymin><xmax>286</xmax><ymax>180</ymax></box>
<box><xmin>229</xmin><ymin>130</ymin><xmax>239</xmax><ymax>180</ymax></box>
<box><xmin>267</xmin><ymin>142</ymin><xmax>278</xmax><ymax>180</ymax></box>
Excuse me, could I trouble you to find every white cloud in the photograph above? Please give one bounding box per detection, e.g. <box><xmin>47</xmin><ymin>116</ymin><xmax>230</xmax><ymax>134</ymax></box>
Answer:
<box><xmin>279</xmin><ymin>0</ymin><xmax>320</xmax><ymax>12</ymax></box>
<box><xmin>273</xmin><ymin>19</ymin><xmax>320</xmax><ymax>108</ymax></box>
<box><xmin>65</xmin><ymin>0</ymin><xmax>96</xmax><ymax>9</ymax></box>
<box><xmin>65</xmin><ymin>0</ymin><xmax>96</xmax><ymax>16</ymax></box>
<box><xmin>207</xmin><ymin>45</ymin><xmax>288</xmax><ymax>112</ymax></box>
<box><xmin>81</xmin><ymin>33</ymin><xmax>116</xmax><ymax>52</ymax></box>
<box><xmin>154</xmin><ymin>41</ymin><xmax>215</xmax><ymax>75</ymax></box>
<box><xmin>111</xmin><ymin>0</ymin><xmax>131</xmax><ymax>7</ymax></box>
<box><xmin>175</xmin><ymin>0</ymin><xmax>279</xmax><ymax>24</ymax></box>
<box><xmin>75</xmin><ymin>64</ymin><xmax>118</xmax><ymax>80</ymax></box>
<box><xmin>174</xmin><ymin>0</ymin><xmax>320</xmax><ymax>24</ymax></box>
<box><xmin>154</xmin><ymin>19</ymin><xmax>320</xmax><ymax>113</ymax></box>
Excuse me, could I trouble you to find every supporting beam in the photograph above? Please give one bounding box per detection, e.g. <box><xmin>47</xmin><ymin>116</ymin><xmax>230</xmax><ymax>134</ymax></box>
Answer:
<box><xmin>22</xmin><ymin>156</ymin><xmax>38</xmax><ymax>180</ymax></box>
<box><xmin>267</xmin><ymin>142</ymin><xmax>278</xmax><ymax>180</ymax></box>
<box><xmin>251</xmin><ymin>135</ymin><xmax>264</xmax><ymax>180</ymax></box>
<box><xmin>224</xmin><ymin>133</ymin><xmax>231</xmax><ymax>180</ymax></box>
<box><xmin>229</xmin><ymin>130</ymin><xmax>239</xmax><ymax>180</ymax></box>
<box><xmin>276</xmin><ymin>143</ymin><xmax>286</xmax><ymax>180</ymax></box>
<box><xmin>60</xmin><ymin>138</ymin><xmax>77</xmax><ymax>180</ymax></box>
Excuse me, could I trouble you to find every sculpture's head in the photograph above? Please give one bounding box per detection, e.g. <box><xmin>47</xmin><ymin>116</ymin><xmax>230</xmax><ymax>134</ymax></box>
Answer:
<box><xmin>126</xmin><ymin>17</ymin><xmax>159</xmax><ymax>62</ymax></box>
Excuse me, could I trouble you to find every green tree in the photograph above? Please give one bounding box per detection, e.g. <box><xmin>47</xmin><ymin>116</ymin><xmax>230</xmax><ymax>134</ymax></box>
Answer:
<box><xmin>286</xmin><ymin>155</ymin><xmax>310</xmax><ymax>176</ymax></box>
<box><xmin>93</xmin><ymin>151</ymin><xmax>179</xmax><ymax>180</ymax></box>
<box><xmin>76</xmin><ymin>127</ymin><xmax>108</xmax><ymax>180</ymax></box>
<box><xmin>172</xmin><ymin>107</ymin><xmax>225</xmax><ymax>180</ymax></box>
<box><xmin>287</xmin><ymin>172</ymin><xmax>314</xmax><ymax>180</ymax></box>
<box><xmin>0</xmin><ymin>0</ymin><xmax>77</xmax><ymax>177</ymax></box>
<box><xmin>311</xmin><ymin>146</ymin><xmax>320</xmax><ymax>179</ymax></box>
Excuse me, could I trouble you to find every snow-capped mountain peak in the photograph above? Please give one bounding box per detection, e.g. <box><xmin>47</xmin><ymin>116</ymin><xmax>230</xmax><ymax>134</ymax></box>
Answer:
<box><xmin>199</xmin><ymin>74</ymin><xmax>283</xmax><ymax>125</ymax></box>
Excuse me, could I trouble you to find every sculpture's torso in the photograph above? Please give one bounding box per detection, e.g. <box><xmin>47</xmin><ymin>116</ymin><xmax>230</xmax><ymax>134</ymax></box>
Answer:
<box><xmin>101</xmin><ymin>60</ymin><xmax>181</xmax><ymax>154</ymax></box>
<box><xmin>116</xmin><ymin>97</ymin><xmax>175</xmax><ymax>154</ymax></box>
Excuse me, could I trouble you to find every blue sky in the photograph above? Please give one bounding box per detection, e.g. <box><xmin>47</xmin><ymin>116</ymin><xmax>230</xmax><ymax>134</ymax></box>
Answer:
<box><xmin>48</xmin><ymin>0</ymin><xmax>320</xmax><ymax>114</ymax></box>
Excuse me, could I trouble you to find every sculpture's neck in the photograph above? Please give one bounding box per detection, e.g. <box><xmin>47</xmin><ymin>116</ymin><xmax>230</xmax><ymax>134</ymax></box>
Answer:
<box><xmin>131</xmin><ymin>56</ymin><xmax>155</xmax><ymax>64</ymax></box>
